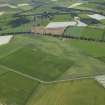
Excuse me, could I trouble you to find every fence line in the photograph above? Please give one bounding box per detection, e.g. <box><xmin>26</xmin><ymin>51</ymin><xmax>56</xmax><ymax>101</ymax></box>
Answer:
<box><xmin>0</xmin><ymin>31</ymin><xmax>105</xmax><ymax>43</ymax></box>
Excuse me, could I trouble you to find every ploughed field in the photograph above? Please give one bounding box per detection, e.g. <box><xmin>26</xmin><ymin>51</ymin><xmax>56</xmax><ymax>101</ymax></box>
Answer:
<box><xmin>0</xmin><ymin>35</ymin><xmax>105</xmax><ymax>105</ymax></box>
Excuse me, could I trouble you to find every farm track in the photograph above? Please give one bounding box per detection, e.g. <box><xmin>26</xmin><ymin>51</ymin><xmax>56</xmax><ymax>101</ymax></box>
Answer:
<box><xmin>0</xmin><ymin>64</ymin><xmax>105</xmax><ymax>84</ymax></box>
<box><xmin>0</xmin><ymin>31</ymin><xmax>105</xmax><ymax>43</ymax></box>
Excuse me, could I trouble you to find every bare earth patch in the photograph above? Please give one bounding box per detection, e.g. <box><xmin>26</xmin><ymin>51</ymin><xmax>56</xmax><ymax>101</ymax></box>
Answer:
<box><xmin>31</xmin><ymin>26</ymin><xmax>65</xmax><ymax>35</ymax></box>
<box><xmin>95</xmin><ymin>75</ymin><xmax>105</xmax><ymax>88</ymax></box>
<box><xmin>0</xmin><ymin>35</ymin><xmax>13</xmax><ymax>45</ymax></box>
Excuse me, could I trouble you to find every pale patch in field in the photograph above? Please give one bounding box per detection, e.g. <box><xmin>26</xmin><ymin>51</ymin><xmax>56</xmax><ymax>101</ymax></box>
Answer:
<box><xmin>76</xmin><ymin>20</ymin><xmax>87</xmax><ymax>27</ymax></box>
<box><xmin>18</xmin><ymin>3</ymin><xmax>30</xmax><ymax>7</ymax></box>
<box><xmin>95</xmin><ymin>75</ymin><xmax>105</xmax><ymax>88</ymax></box>
<box><xmin>8</xmin><ymin>4</ymin><xmax>17</xmax><ymax>8</ymax></box>
<box><xmin>69</xmin><ymin>3</ymin><xmax>83</xmax><ymax>8</ymax></box>
<box><xmin>51</xmin><ymin>0</ymin><xmax>57</xmax><ymax>1</ymax></box>
<box><xmin>0</xmin><ymin>12</ymin><xmax>5</xmax><ymax>16</ymax></box>
<box><xmin>0</xmin><ymin>103</ymin><xmax>7</xmax><ymax>105</ymax></box>
<box><xmin>0</xmin><ymin>4</ymin><xmax>8</xmax><ymax>7</ymax></box>
<box><xmin>0</xmin><ymin>4</ymin><xmax>17</xmax><ymax>9</ymax></box>
<box><xmin>0</xmin><ymin>35</ymin><xmax>13</xmax><ymax>45</ymax></box>
<box><xmin>88</xmin><ymin>14</ymin><xmax>105</xmax><ymax>20</ymax></box>
<box><xmin>0</xmin><ymin>103</ymin><xmax>4</xmax><ymax>105</ymax></box>
<box><xmin>46</xmin><ymin>21</ymin><xmax>87</xmax><ymax>28</ymax></box>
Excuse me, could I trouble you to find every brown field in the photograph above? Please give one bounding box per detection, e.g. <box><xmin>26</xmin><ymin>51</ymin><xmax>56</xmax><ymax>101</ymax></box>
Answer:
<box><xmin>31</xmin><ymin>26</ymin><xmax>65</xmax><ymax>35</ymax></box>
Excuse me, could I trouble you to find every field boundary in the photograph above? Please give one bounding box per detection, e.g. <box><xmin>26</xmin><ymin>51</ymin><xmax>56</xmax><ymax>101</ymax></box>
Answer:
<box><xmin>1</xmin><ymin>64</ymin><xmax>105</xmax><ymax>84</ymax></box>
<box><xmin>0</xmin><ymin>32</ymin><xmax>105</xmax><ymax>43</ymax></box>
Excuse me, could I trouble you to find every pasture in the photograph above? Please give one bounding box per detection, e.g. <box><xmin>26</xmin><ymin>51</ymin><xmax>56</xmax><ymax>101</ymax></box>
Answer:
<box><xmin>0</xmin><ymin>71</ymin><xmax>39</xmax><ymax>105</ymax></box>
<box><xmin>0</xmin><ymin>0</ymin><xmax>105</xmax><ymax>105</ymax></box>
<box><xmin>0</xmin><ymin>34</ymin><xmax>104</xmax><ymax>105</ymax></box>
<box><xmin>0</xmin><ymin>45</ymin><xmax>73</xmax><ymax>81</ymax></box>
<box><xmin>26</xmin><ymin>79</ymin><xmax>105</xmax><ymax>105</ymax></box>
<box><xmin>0</xmin><ymin>35</ymin><xmax>105</xmax><ymax>82</ymax></box>
<box><xmin>64</xmin><ymin>26</ymin><xmax>105</xmax><ymax>40</ymax></box>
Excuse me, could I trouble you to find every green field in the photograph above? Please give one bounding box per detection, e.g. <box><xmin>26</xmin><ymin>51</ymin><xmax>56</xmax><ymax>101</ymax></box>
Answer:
<box><xmin>64</xmin><ymin>26</ymin><xmax>105</xmax><ymax>40</ymax></box>
<box><xmin>0</xmin><ymin>35</ymin><xmax>105</xmax><ymax>82</ymax></box>
<box><xmin>0</xmin><ymin>34</ymin><xmax>105</xmax><ymax>105</ymax></box>
<box><xmin>0</xmin><ymin>71</ymin><xmax>39</xmax><ymax>105</ymax></box>
<box><xmin>0</xmin><ymin>0</ymin><xmax>105</xmax><ymax>105</ymax></box>
<box><xmin>0</xmin><ymin>45</ymin><xmax>73</xmax><ymax>81</ymax></box>
<box><xmin>26</xmin><ymin>79</ymin><xmax>105</xmax><ymax>105</ymax></box>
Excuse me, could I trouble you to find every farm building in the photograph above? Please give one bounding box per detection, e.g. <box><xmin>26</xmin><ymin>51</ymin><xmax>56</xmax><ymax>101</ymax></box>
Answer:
<box><xmin>31</xmin><ymin>19</ymin><xmax>87</xmax><ymax>35</ymax></box>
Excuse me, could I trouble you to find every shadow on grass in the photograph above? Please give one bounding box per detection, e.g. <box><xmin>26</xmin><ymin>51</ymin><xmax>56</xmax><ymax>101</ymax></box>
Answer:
<box><xmin>80</xmin><ymin>18</ymin><xmax>101</xmax><ymax>25</ymax></box>
<box><xmin>8</xmin><ymin>17</ymin><xmax>30</xmax><ymax>28</ymax></box>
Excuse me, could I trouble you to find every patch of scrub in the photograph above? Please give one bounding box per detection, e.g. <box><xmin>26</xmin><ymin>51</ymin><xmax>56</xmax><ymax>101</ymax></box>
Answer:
<box><xmin>88</xmin><ymin>14</ymin><xmax>105</xmax><ymax>20</ymax></box>
<box><xmin>46</xmin><ymin>21</ymin><xmax>87</xmax><ymax>28</ymax></box>
<box><xmin>0</xmin><ymin>35</ymin><xmax>13</xmax><ymax>45</ymax></box>
<box><xmin>69</xmin><ymin>3</ymin><xmax>83</xmax><ymax>8</ymax></box>
<box><xmin>95</xmin><ymin>75</ymin><xmax>105</xmax><ymax>88</ymax></box>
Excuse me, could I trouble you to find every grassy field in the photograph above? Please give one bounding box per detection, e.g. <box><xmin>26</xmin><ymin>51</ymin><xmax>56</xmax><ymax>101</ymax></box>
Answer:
<box><xmin>0</xmin><ymin>70</ymin><xmax>39</xmax><ymax>105</ymax></box>
<box><xmin>0</xmin><ymin>0</ymin><xmax>105</xmax><ymax>105</ymax></box>
<box><xmin>0</xmin><ymin>14</ymin><xmax>33</xmax><ymax>33</ymax></box>
<box><xmin>0</xmin><ymin>45</ymin><xmax>73</xmax><ymax>81</ymax></box>
<box><xmin>0</xmin><ymin>65</ymin><xmax>8</xmax><ymax>75</ymax></box>
<box><xmin>52</xmin><ymin>14</ymin><xmax>73</xmax><ymax>22</ymax></box>
<box><xmin>66</xmin><ymin>39</ymin><xmax>105</xmax><ymax>57</ymax></box>
<box><xmin>0</xmin><ymin>35</ymin><xmax>105</xmax><ymax>82</ymax></box>
<box><xmin>64</xmin><ymin>26</ymin><xmax>105</xmax><ymax>40</ymax></box>
<box><xmin>26</xmin><ymin>79</ymin><xmax>105</xmax><ymax>105</ymax></box>
<box><xmin>0</xmin><ymin>35</ymin><xmax>105</xmax><ymax>105</ymax></box>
